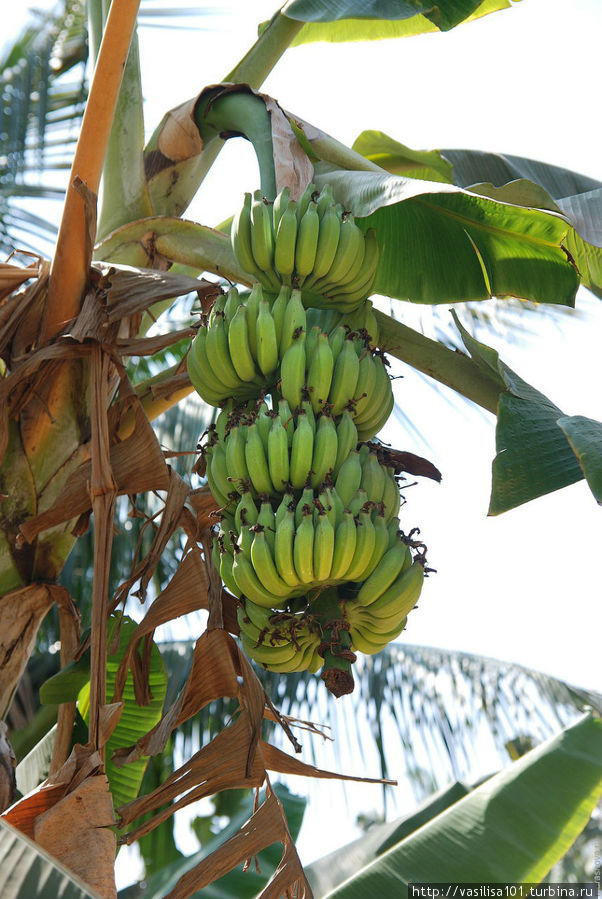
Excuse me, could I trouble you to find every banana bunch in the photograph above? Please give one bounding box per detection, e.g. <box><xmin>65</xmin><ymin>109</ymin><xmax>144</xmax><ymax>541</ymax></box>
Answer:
<box><xmin>203</xmin><ymin>399</ymin><xmax>400</xmax><ymax>517</ymax></box>
<box><xmin>345</xmin><ymin>558</ymin><xmax>425</xmax><ymax>655</ymax></box>
<box><xmin>187</xmin><ymin>284</ymin><xmax>297</xmax><ymax>406</ymax></box>
<box><xmin>237</xmin><ymin>600</ymin><xmax>322</xmax><ymax>673</ymax></box>
<box><xmin>231</xmin><ymin>185</ymin><xmax>379</xmax><ymax>312</ymax></box>
<box><xmin>279</xmin><ymin>324</ymin><xmax>393</xmax><ymax>437</ymax></box>
<box><xmin>214</xmin><ymin>482</ymin><xmax>408</xmax><ymax>609</ymax></box>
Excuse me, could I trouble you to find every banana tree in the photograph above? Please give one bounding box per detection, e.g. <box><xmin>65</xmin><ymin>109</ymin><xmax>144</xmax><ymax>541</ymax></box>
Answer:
<box><xmin>2</xmin><ymin>0</ymin><xmax>602</xmax><ymax>896</ymax></box>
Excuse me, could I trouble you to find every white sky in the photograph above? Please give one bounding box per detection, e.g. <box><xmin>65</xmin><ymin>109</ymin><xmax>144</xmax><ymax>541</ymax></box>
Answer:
<box><xmin>4</xmin><ymin>0</ymin><xmax>602</xmax><ymax>880</ymax></box>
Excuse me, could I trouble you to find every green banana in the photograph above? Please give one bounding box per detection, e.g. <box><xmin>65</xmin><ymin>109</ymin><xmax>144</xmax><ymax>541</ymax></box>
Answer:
<box><xmin>334</xmin><ymin>451</ymin><xmax>362</xmax><ymax>509</ymax></box>
<box><xmin>295</xmin><ymin>486</ymin><xmax>315</xmax><ymax>527</ymax></box>
<box><xmin>245</xmin><ymin>283</ymin><xmax>262</xmax><ymax>360</ymax></box>
<box><xmin>256</xmin><ymin>296</ymin><xmax>279</xmax><ymax>376</ymax></box>
<box><xmin>293</xmin><ymin>505</ymin><xmax>314</xmax><ymax>584</ymax></box>
<box><xmin>244</xmin><ymin>423</ymin><xmax>274</xmax><ymax>495</ymax></box>
<box><xmin>224</xmin><ymin>424</ymin><xmax>250</xmax><ymax>493</ymax></box>
<box><xmin>227</xmin><ymin>305</ymin><xmax>258</xmax><ymax>383</ymax></box>
<box><xmin>274</xmin><ymin>199</ymin><xmax>297</xmax><ymax>281</ymax></box>
<box><xmin>232</xmin><ymin>548</ymin><xmax>288</xmax><ymax>609</ymax></box>
<box><xmin>231</xmin><ymin>192</ymin><xmax>267</xmax><ymax>285</ymax></box>
<box><xmin>250</xmin><ymin>193</ymin><xmax>275</xmax><ymax>275</ymax></box>
<box><xmin>313</xmin><ymin>510</ymin><xmax>335</xmax><ymax>582</ymax></box>
<box><xmin>274</xmin><ymin>505</ymin><xmax>300</xmax><ymax>588</ymax></box>
<box><xmin>356</xmin><ymin>540</ymin><xmax>408</xmax><ymax>606</ymax></box>
<box><xmin>257</xmin><ymin>499</ymin><xmax>277</xmax><ymax>554</ymax></box>
<box><xmin>333</xmin><ymin>411</ymin><xmax>358</xmax><ymax>477</ymax></box>
<box><xmin>250</xmin><ymin>527</ymin><xmax>291</xmax><ymax>598</ymax></box>
<box><xmin>272</xmin><ymin>186</ymin><xmax>290</xmax><ymax>233</ymax></box>
<box><xmin>267</xmin><ymin>415</ymin><xmax>290</xmax><ymax>491</ymax></box>
<box><xmin>306</xmin><ymin>204</ymin><xmax>340</xmax><ymax>284</ymax></box>
<box><xmin>280</xmin><ymin>333</ymin><xmax>306</xmax><ymax>411</ymax></box>
<box><xmin>359</xmin><ymin>511</ymin><xmax>390</xmax><ymax>580</ymax></box>
<box><xmin>279</xmin><ymin>289</ymin><xmax>306</xmax><ymax>356</ymax></box>
<box><xmin>289</xmin><ymin>410</ymin><xmax>314</xmax><ymax>489</ymax></box>
<box><xmin>329</xmin><ymin>337</ymin><xmax>360</xmax><ymax>415</ymax></box>
<box><xmin>360</xmin><ymin>451</ymin><xmax>386</xmax><ymax>504</ymax></box>
<box><xmin>270</xmin><ymin>284</ymin><xmax>290</xmax><ymax>347</ymax></box>
<box><xmin>235</xmin><ymin>490</ymin><xmax>258</xmax><ymax>530</ymax></box>
<box><xmin>295</xmin><ymin>200</ymin><xmax>320</xmax><ymax>284</ymax></box>
<box><xmin>307</xmin><ymin>331</ymin><xmax>334</xmax><ymax>414</ymax></box>
<box><xmin>296</xmin><ymin>182</ymin><xmax>315</xmax><ymax>222</ymax></box>
<box><xmin>310</xmin><ymin>413</ymin><xmax>338</xmax><ymax>489</ymax></box>
<box><xmin>329</xmin><ymin>510</ymin><xmax>357</xmax><ymax>581</ymax></box>
<box><xmin>277</xmin><ymin>399</ymin><xmax>294</xmax><ymax>447</ymax></box>
<box><xmin>345</xmin><ymin>508</ymin><xmax>376</xmax><ymax>581</ymax></box>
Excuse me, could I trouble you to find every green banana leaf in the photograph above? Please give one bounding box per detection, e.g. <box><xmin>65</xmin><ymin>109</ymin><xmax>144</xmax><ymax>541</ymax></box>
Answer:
<box><xmin>122</xmin><ymin>782</ymin><xmax>306</xmax><ymax>899</ymax></box>
<box><xmin>312</xmin><ymin>163</ymin><xmax>579</xmax><ymax>307</ymax></box>
<box><xmin>353</xmin><ymin>134</ymin><xmax>602</xmax><ymax>299</ymax></box>
<box><xmin>307</xmin><ymin>781</ymin><xmax>469</xmax><ymax>897</ymax></box>
<box><xmin>324</xmin><ymin>713</ymin><xmax>602</xmax><ymax>897</ymax></box>
<box><xmin>0</xmin><ymin>818</ymin><xmax>99</xmax><ymax>899</ymax></box>
<box><xmin>280</xmin><ymin>0</ymin><xmax>517</xmax><ymax>44</ymax></box>
<box><xmin>76</xmin><ymin>617</ymin><xmax>168</xmax><ymax>810</ymax></box>
<box><xmin>451</xmin><ymin>313</ymin><xmax>601</xmax><ymax>512</ymax></box>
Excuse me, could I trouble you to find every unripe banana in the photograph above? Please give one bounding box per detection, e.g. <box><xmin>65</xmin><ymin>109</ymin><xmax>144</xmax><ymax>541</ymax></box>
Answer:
<box><xmin>293</xmin><ymin>506</ymin><xmax>314</xmax><ymax>584</ymax></box>
<box><xmin>345</xmin><ymin>508</ymin><xmax>376</xmax><ymax>581</ymax></box>
<box><xmin>255</xmin><ymin>402</ymin><xmax>273</xmax><ymax>452</ymax></box>
<box><xmin>361</xmin><ymin>559</ymin><xmax>424</xmax><ymax>619</ymax></box>
<box><xmin>267</xmin><ymin>415</ymin><xmax>290</xmax><ymax>491</ymax></box>
<box><xmin>235</xmin><ymin>489</ymin><xmax>258</xmax><ymax>530</ymax></box>
<box><xmin>271</xmin><ymin>285</ymin><xmax>290</xmax><ymax>347</ymax></box>
<box><xmin>257</xmin><ymin>499</ymin><xmax>277</xmax><ymax>554</ymax></box>
<box><xmin>306</xmin><ymin>204</ymin><xmax>341</xmax><ymax>284</ymax></box>
<box><xmin>295</xmin><ymin>201</ymin><xmax>320</xmax><ymax>284</ymax></box>
<box><xmin>356</xmin><ymin>539</ymin><xmax>408</xmax><ymax>606</ymax></box>
<box><xmin>245</xmin><ymin>283</ymin><xmax>262</xmax><ymax>360</ymax></box>
<box><xmin>349</xmin><ymin>489</ymin><xmax>369</xmax><ymax>517</ymax></box>
<box><xmin>279</xmin><ymin>289</ymin><xmax>306</xmax><ymax>356</ymax></box>
<box><xmin>228</xmin><ymin>304</ymin><xmax>258</xmax><ymax>383</ymax></box>
<box><xmin>231</xmin><ymin>192</ymin><xmax>267</xmax><ymax>285</ymax></box>
<box><xmin>356</xmin><ymin>389</ymin><xmax>394</xmax><ymax>442</ymax></box>
<box><xmin>359</xmin><ymin>511</ymin><xmax>390</xmax><ymax>580</ymax></box>
<box><xmin>232</xmin><ymin>548</ymin><xmax>288</xmax><ymax>609</ymax></box>
<box><xmin>244</xmin><ymin>423</ymin><xmax>274</xmax><ymax>495</ymax></box>
<box><xmin>326</xmin><ymin>228</ymin><xmax>380</xmax><ymax>307</ymax></box>
<box><xmin>280</xmin><ymin>333</ymin><xmax>306</xmax><ymax>411</ymax></box>
<box><xmin>328</xmin><ymin>324</ymin><xmax>346</xmax><ymax>362</ymax></box>
<box><xmin>333</xmin><ymin>411</ymin><xmax>358</xmax><ymax>477</ymax></box>
<box><xmin>325</xmin><ymin>484</ymin><xmax>344</xmax><ymax>527</ymax></box>
<box><xmin>352</xmin><ymin>350</ymin><xmax>377</xmax><ymax>420</ymax></box>
<box><xmin>207</xmin><ymin>443</ymin><xmax>232</xmax><ymax>503</ymax></box>
<box><xmin>361</xmin><ymin>451</ymin><xmax>386</xmax><ymax>504</ymax></box>
<box><xmin>275</xmin><ymin>491</ymin><xmax>294</xmax><ymax>529</ymax></box>
<box><xmin>236</xmin><ymin>523</ymin><xmax>254</xmax><ymax>559</ymax></box>
<box><xmin>289</xmin><ymin>410</ymin><xmax>314</xmax><ymax>489</ymax></box>
<box><xmin>272</xmin><ymin>186</ymin><xmax>290</xmax><ymax>233</ymax></box>
<box><xmin>277</xmin><ymin>399</ymin><xmax>295</xmax><ymax>447</ymax></box>
<box><xmin>315</xmin><ymin>184</ymin><xmax>335</xmax><ymax>218</ymax></box>
<box><xmin>205</xmin><ymin>315</ymin><xmax>245</xmax><ymax>391</ymax></box>
<box><xmin>317</xmin><ymin>215</ymin><xmax>363</xmax><ymax>288</ymax></box>
<box><xmin>310</xmin><ymin>413</ymin><xmax>338</xmax><ymax>489</ymax></box>
<box><xmin>224</xmin><ymin>424</ymin><xmax>250</xmax><ymax>494</ymax></box>
<box><xmin>381</xmin><ymin>467</ymin><xmax>400</xmax><ymax>522</ymax></box>
<box><xmin>251</xmin><ymin>194</ymin><xmax>275</xmax><ymax>275</ymax></box>
<box><xmin>219</xmin><ymin>549</ymin><xmax>241</xmax><ymax>598</ymax></box>
<box><xmin>305</xmin><ymin>324</ymin><xmax>321</xmax><ymax>361</ymax></box>
<box><xmin>313</xmin><ymin>510</ymin><xmax>335</xmax><ymax>583</ymax></box>
<box><xmin>274</xmin><ymin>505</ymin><xmax>300</xmax><ymax>588</ymax></box>
<box><xmin>187</xmin><ymin>331</ymin><xmax>229</xmax><ymax>406</ymax></box>
<box><xmin>329</xmin><ymin>337</ymin><xmax>360</xmax><ymax>416</ymax></box>
<box><xmin>301</xmin><ymin>399</ymin><xmax>316</xmax><ymax>435</ymax></box>
<box><xmin>241</xmin><ymin>633</ymin><xmax>297</xmax><ymax>666</ymax></box>
<box><xmin>335</xmin><ymin>451</ymin><xmax>362</xmax><ymax>509</ymax></box>
<box><xmin>295</xmin><ymin>486</ymin><xmax>314</xmax><ymax>527</ymax></box>
<box><xmin>296</xmin><ymin>182</ymin><xmax>316</xmax><ymax>222</ymax></box>
<box><xmin>250</xmin><ymin>527</ymin><xmax>291</xmax><ymax>598</ymax></box>
<box><xmin>274</xmin><ymin>199</ymin><xmax>297</xmax><ymax>281</ymax></box>
<box><xmin>223</xmin><ymin>287</ymin><xmax>242</xmax><ymax>325</ymax></box>
<box><xmin>307</xmin><ymin>331</ymin><xmax>334</xmax><ymax>414</ymax></box>
<box><xmin>329</xmin><ymin>510</ymin><xmax>357</xmax><ymax>581</ymax></box>
<box><xmin>256</xmin><ymin>296</ymin><xmax>279</xmax><ymax>376</ymax></box>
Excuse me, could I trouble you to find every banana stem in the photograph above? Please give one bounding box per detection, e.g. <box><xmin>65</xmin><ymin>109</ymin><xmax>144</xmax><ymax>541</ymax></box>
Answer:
<box><xmin>194</xmin><ymin>91</ymin><xmax>277</xmax><ymax>200</ymax></box>
<box><xmin>225</xmin><ymin>13</ymin><xmax>304</xmax><ymax>88</ymax></box>
<box><xmin>311</xmin><ymin>589</ymin><xmax>356</xmax><ymax>697</ymax></box>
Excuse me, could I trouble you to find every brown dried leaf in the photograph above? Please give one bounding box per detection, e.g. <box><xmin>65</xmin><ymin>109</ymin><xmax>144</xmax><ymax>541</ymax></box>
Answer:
<box><xmin>372</xmin><ymin>444</ymin><xmax>442</xmax><ymax>483</ymax></box>
<box><xmin>258</xmin><ymin>834</ymin><xmax>313</xmax><ymax>899</ymax></box>
<box><xmin>19</xmin><ymin>403</ymin><xmax>169</xmax><ymax>544</ymax></box>
<box><xmin>34</xmin><ymin>774</ymin><xmax>117</xmax><ymax>899</ymax></box>
<box><xmin>1</xmin><ymin>783</ymin><xmax>66</xmax><ymax>839</ymax></box>
<box><xmin>95</xmin><ymin>262</ymin><xmax>217</xmax><ymax>322</ymax></box>
<box><xmin>264</xmin><ymin>96</ymin><xmax>314</xmax><ymax>202</ymax></box>
<box><xmin>155</xmin><ymin>98</ymin><xmax>203</xmax><ymax>165</ymax></box>
<box><xmin>0</xmin><ymin>721</ymin><xmax>16</xmax><ymax>813</ymax></box>
<box><xmin>115</xmin><ymin>326</ymin><xmax>197</xmax><ymax>357</ymax></box>
<box><xmin>259</xmin><ymin>741</ymin><xmax>396</xmax><ymax>787</ymax></box>
<box><xmin>0</xmin><ymin>259</ymin><xmax>42</xmax><ymax>303</ymax></box>
<box><xmin>113</xmin><ymin>627</ymin><xmax>238</xmax><ymax>763</ymax></box>
<box><xmin>0</xmin><ymin>260</ymin><xmax>48</xmax><ymax>361</ymax></box>
<box><xmin>118</xmin><ymin>715</ymin><xmax>267</xmax><ymax>843</ymax></box>
<box><xmin>49</xmin><ymin>590</ymin><xmax>81</xmax><ymax>776</ymax></box>
<box><xmin>164</xmin><ymin>788</ymin><xmax>288</xmax><ymax>899</ymax></box>
<box><xmin>0</xmin><ymin>583</ymin><xmax>58</xmax><ymax>718</ymax></box>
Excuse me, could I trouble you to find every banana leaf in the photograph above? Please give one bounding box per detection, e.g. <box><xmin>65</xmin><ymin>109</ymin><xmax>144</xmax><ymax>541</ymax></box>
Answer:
<box><xmin>76</xmin><ymin>617</ymin><xmax>168</xmax><ymax>809</ymax></box>
<box><xmin>279</xmin><ymin>0</ymin><xmax>517</xmax><ymax>44</ymax></box>
<box><xmin>122</xmin><ymin>782</ymin><xmax>306</xmax><ymax>899</ymax></box>
<box><xmin>323</xmin><ymin>713</ymin><xmax>602</xmax><ymax>897</ymax></box>
<box><xmin>0</xmin><ymin>818</ymin><xmax>98</xmax><ymax>899</ymax></box>
<box><xmin>311</xmin><ymin>163</ymin><xmax>579</xmax><ymax>307</ymax></box>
